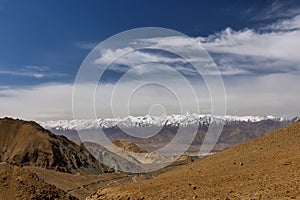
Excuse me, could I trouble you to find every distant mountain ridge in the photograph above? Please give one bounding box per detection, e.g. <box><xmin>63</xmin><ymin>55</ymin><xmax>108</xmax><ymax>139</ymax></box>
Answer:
<box><xmin>39</xmin><ymin>113</ymin><xmax>296</xmax><ymax>131</ymax></box>
<box><xmin>40</xmin><ymin>114</ymin><xmax>299</xmax><ymax>153</ymax></box>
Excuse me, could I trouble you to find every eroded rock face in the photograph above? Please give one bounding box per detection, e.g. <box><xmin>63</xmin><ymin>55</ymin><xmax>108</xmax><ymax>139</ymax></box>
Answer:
<box><xmin>84</xmin><ymin>142</ymin><xmax>143</xmax><ymax>173</ymax></box>
<box><xmin>0</xmin><ymin>118</ymin><xmax>110</xmax><ymax>174</ymax></box>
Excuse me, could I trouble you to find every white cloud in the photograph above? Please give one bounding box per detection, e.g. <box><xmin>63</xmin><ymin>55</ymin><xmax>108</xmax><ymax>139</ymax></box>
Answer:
<box><xmin>195</xmin><ymin>15</ymin><xmax>300</xmax><ymax>76</ymax></box>
<box><xmin>199</xmin><ymin>25</ymin><xmax>300</xmax><ymax>63</ymax></box>
<box><xmin>0</xmin><ymin>81</ymin><xmax>207</xmax><ymax>120</ymax></box>
<box><xmin>224</xmin><ymin>73</ymin><xmax>300</xmax><ymax>118</ymax></box>
<box><xmin>93</xmin><ymin>36</ymin><xmax>225</xmax><ymax>77</ymax></box>
<box><xmin>91</xmin><ymin>16</ymin><xmax>300</xmax><ymax>77</ymax></box>
<box><xmin>0</xmin><ymin>83</ymin><xmax>73</xmax><ymax>120</ymax></box>
<box><xmin>95</xmin><ymin>47</ymin><xmax>184</xmax><ymax>66</ymax></box>
<box><xmin>1</xmin><ymin>72</ymin><xmax>300</xmax><ymax>121</ymax></box>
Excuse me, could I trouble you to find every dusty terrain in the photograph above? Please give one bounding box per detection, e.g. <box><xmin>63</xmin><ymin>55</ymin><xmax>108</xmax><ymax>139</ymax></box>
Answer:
<box><xmin>88</xmin><ymin>122</ymin><xmax>300</xmax><ymax>199</ymax></box>
<box><xmin>0</xmin><ymin>162</ymin><xmax>77</xmax><ymax>200</ymax></box>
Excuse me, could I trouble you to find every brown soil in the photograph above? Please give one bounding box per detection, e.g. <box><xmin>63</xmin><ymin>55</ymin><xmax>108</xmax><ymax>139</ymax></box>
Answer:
<box><xmin>24</xmin><ymin>166</ymin><xmax>130</xmax><ymax>199</ymax></box>
<box><xmin>88</xmin><ymin>122</ymin><xmax>300</xmax><ymax>200</ymax></box>
<box><xmin>0</xmin><ymin>162</ymin><xmax>77</xmax><ymax>200</ymax></box>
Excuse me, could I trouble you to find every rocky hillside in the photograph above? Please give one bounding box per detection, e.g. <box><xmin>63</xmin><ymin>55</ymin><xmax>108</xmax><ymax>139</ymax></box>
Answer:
<box><xmin>88</xmin><ymin>121</ymin><xmax>300</xmax><ymax>199</ymax></box>
<box><xmin>0</xmin><ymin>162</ymin><xmax>78</xmax><ymax>200</ymax></box>
<box><xmin>0</xmin><ymin>118</ymin><xmax>109</xmax><ymax>174</ymax></box>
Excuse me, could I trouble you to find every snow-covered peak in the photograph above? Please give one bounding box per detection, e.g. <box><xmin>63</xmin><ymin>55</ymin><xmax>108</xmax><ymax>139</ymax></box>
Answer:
<box><xmin>38</xmin><ymin>113</ymin><xmax>289</xmax><ymax>131</ymax></box>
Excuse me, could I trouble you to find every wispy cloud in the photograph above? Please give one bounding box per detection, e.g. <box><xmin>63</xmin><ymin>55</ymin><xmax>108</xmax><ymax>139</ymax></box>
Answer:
<box><xmin>199</xmin><ymin>25</ymin><xmax>300</xmax><ymax>62</ymax></box>
<box><xmin>263</xmin><ymin>14</ymin><xmax>300</xmax><ymax>31</ymax></box>
<box><xmin>0</xmin><ymin>65</ymin><xmax>67</xmax><ymax>79</ymax></box>
<box><xmin>0</xmin><ymin>69</ymin><xmax>45</xmax><ymax>79</ymax></box>
<box><xmin>91</xmin><ymin>15</ymin><xmax>300</xmax><ymax>77</ymax></box>
<box><xmin>254</xmin><ymin>0</ymin><xmax>300</xmax><ymax>20</ymax></box>
<box><xmin>25</xmin><ymin>65</ymin><xmax>49</xmax><ymax>72</ymax></box>
<box><xmin>198</xmin><ymin>15</ymin><xmax>300</xmax><ymax>75</ymax></box>
<box><xmin>75</xmin><ymin>41</ymin><xmax>98</xmax><ymax>50</ymax></box>
<box><xmin>94</xmin><ymin>47</ymin><xmax>202</xmax><ymax>76</ymax></box>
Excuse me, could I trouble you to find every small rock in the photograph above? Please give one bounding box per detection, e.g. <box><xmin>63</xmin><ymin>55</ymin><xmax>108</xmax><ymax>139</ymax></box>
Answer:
<box><xmin>284</xmin><ymin>161</ymin><xmax>291</xmax><ymax>165</ymax></box>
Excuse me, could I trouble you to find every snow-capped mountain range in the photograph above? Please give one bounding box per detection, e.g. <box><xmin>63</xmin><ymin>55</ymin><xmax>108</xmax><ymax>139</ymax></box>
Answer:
<box><xmin>39</xmin><ymin>113</ymin><xmax>291</xmax><ymax>131</ymax></box>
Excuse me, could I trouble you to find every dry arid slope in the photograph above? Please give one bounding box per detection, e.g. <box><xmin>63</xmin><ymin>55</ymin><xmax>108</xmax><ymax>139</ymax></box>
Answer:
<box><xmin>88</xmin><ymin>121</ymin><xmax>300</xmax><ymax>200</ymax></box>
<box><xmin>0</xmin><ymin>162</ymin><xmax>78</xmax><ymax>200</ymax></box>
<box><xmin>0</xmin><ymin>117</ymin><xmax>109</xmax><ymax>174</ymax></box>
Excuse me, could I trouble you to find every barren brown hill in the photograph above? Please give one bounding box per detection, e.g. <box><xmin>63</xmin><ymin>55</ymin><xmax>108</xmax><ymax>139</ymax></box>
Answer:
<box><xmin>112</xmin><ymin>140</ymin><xmax>148</xmax><ymax>153</ymax></box>
<box><xmin>0</xmin><ymin>118</ymin><xmax>109</xmax><ymax>174</ymax></box>
<box><xmin>89</xmin><ymin>122</ymin><xmax>300</xmax><ymax>200</ymax></box>
<box><xmin>0</xmin><ymin>162</ymin><xmax>78</xmax><ymax>200</ymax></box>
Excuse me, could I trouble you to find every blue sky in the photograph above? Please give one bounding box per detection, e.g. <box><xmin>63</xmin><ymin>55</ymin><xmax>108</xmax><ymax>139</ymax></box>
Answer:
<box><xmin>0</xmin><ymin>0</ymin><xmax>300</xmax><ymax>120</ymax></box>
<box><xmin>0</xmin><ymin>0</ymin><xmax>288</xmax><ymax>85</ymax></box>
